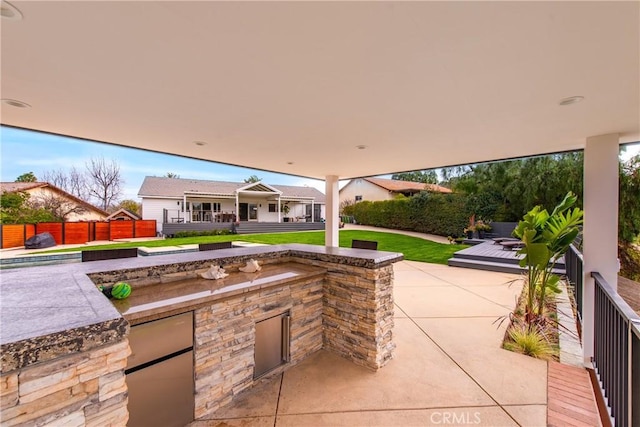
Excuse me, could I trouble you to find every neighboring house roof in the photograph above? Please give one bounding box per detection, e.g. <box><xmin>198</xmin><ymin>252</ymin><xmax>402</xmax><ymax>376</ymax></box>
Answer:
<box><xmin>0</xmin><ymin>182</ymin><xmax>109</xmax><ymax>217</ymax></box>
<box><xmin>363</xmin><ymin>177</ymin><xmax>452</xmax><ymax>194</ymax></box>
<box><xmin>106</xmin><ymin>208</ymin><xmax>141</xmax><ymax>221</ymax></box>
<box><xmin>1</xmin><ymin>182</ymin><xmax>49</xmax><ymax>193</ymax></box>
<box><xmin>138</xmin><ymin>177</ymin><xmax>326</xmax><ymax>203</ymax></box>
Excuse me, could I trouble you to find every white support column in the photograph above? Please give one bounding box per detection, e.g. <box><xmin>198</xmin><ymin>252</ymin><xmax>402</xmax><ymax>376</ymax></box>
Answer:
<box><xmin>582</xmin><ymin>133</ymin><xmax>620</xmax><ymax>365</ymax></box>
<box><xmin>278</xmin><ymin>196</ymin><xmax>281</xmax><ymax>223</ymax></box>
<box><xmin>325</xmin><ymin>175</ymin><xmax>339</xmax><ymax>247</ymax></box>
<box><xmin>311</xmin><ymin>200</ymin><xmax>315</xmax><ymax>222</ymax></box>
<box><xmin>235</xmin><ymin>192</ymin><xmax>239</xmax><ymax>222</ymax></box>
<box><xmin>183</xmin><ymin>194</ymin><xmax>188</xmax><ymax>222</ymax></box>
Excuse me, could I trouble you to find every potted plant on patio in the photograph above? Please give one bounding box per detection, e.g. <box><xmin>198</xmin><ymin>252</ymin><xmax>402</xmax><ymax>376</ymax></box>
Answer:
<box><xmin>475</xmin><ymin>220</ymin><xmax>492</xmax><ymax>239</ymax></box>
<box><xmin>463</xmin><ymin>226</ymin><xmax>475</xmax><ymax>239</ymax></box>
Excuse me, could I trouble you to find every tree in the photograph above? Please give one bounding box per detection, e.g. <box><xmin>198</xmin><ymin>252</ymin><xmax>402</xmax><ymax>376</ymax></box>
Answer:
<box><xmin>15</xmin><ymin>172</ymin><xmax>37</xmax><ymax>182</ymax></box>
<box><xmin>619</xmin><ymin>154</ymin><xmax>640</xmax><ymax>280</ymax></box>
<box><xmin>391</xmin><ymin>170</ymin><xmax>438</xmax><ymax>184</ymax></box>
<box><xmin>244</xmin><ymin>175</ymin><xmax>261</xmax><ymax>183</ymax></box>
<box><xmin>0</xmin><ymin>191</ymin><xmax>57</xmax><ymax>223</ymax></box>
<box><xmin>85</xmin><ymin>157</ymin><xmax>124</xmax><ymax>211</ymax></box>
<box><xmin>29</xmin><ymin>190</ymin><xmax>87</xmax><ymax>221</ymax></box>
<box><xmin>42</xmin><ymin>167</ymin><xmax>90</xmax><ymax>201</ymax></box>
<box><xmin>165</xmin><ymin>172</ymin><xmax>180</xmax><ymax>178</ymax></box>
<box><xmin>113</xmin><ymin>199</ymin><xmax>141</xmax><ymax>215</ymax></box>
<box><xmin>445</xmin><ymin>153</ymin><xmax>584</xmax><ymax>221</ymax></box>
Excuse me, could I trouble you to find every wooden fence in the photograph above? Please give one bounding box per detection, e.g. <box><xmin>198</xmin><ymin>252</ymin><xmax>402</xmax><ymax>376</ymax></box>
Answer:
<box><xmin>0</xmin><ymin>220</ymin><xmax>157</xmax><ymax>249</ymax></box>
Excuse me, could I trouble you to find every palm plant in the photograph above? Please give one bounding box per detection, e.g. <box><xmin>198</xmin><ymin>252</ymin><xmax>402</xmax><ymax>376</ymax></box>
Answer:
<box><xmin>512</xmin><ymin>192</ymin><xmax>584</xmax><ymax>324</ymax></box>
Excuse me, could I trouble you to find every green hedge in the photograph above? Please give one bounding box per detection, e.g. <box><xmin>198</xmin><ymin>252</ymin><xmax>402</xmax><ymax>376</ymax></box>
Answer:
<box><xmin>345</xmin><ymin>192</ymin><xmax>473</xmax><ymax>237</ymax></box>
<box><xmin>173</xmin><ymin>229</ymin><xmax>233</xmax><ymax>238</ymax></box>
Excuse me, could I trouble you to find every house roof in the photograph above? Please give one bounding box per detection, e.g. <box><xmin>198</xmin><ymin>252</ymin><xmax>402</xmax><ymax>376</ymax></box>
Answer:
<box><xmin>0</xmin><ymin>182</ymin><xmax>110</xmax><ymax>217</ymax></box>
<box><xmin>0</xmin><ymin>182</ymin><xmax>49</xmax><ymax>193</ymax></box>
<box><xmin>106</xmin><ymin>208</ymin><xmax>141</xmax><ymax>221</ymax></box>
<box><xmin>138</xmin><ymin>177</ymin><xmax>326</xmax><ymax>203</ymax></box>
<box><xmin>363</xmin><ymin>177</ymin><xmax>452</xmax><ymax>194</ymax></box>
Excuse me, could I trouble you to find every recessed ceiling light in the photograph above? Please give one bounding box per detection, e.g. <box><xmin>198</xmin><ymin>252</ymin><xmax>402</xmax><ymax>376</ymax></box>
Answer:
<box><xmin>356</xmin><ymin>145</ymin><xmax>367</xmax><ymax>150</ymax></box>
<box><xmin>193</xmin><ymin>141</ymin><xmax>207</xmax><ymax>146</ymax></box>
<box><xmin>1</xmin><ymin>1</ymin><xmax>23</xmax><ymax>20</ymax></box>
<box><xmin>1</xmin><ymin>99</ymin><xmax>30</xmax><ymax>108</ymax></box>
<box><xmin>559</xmin><ymin>96</ymin><xmax>584</xmax><ymax>106</ymax></box>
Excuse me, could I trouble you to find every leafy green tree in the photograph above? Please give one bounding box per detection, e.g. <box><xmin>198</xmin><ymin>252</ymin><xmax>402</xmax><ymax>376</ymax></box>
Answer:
<box><xmin>244</xmin><ymin>175</ymin><xmax>261</xmax><ymax>183</ymax></box>
<box><xmin>619</xmin><ymin>154</ymin><xmax>640</xmax><ymax>280</ymax></box>
<box><xmin>165</xmin><ymin>172</ymin><xmax>180</xmax><ymax>178</ymax></box>
<box><xmin>444</xmin><ymin>153</ymin><xmax>584</xmax><ymax>221</ymax></box>
<box><xmin>619</xmin><ymin>154</ymin><xmax>640</xmax><ymax>244</ymax></box>
<box><xmin>15</xmin><ymin>172</ymin><xmax>37</xmax><ymax>182</ymax></box>
<box><xmin>113</xmin><ymin>199</ymin><xmax>141</xmax><ymax>215</ymax></box>
<box><xmin>0</xmin><ymin>191</ymin><xmax>57</xmax><ymax>223</ymax></box>
<box><xmin>391</xmin><ymin>170</ymin><xmax>438</xmax><ymax>184</ymax></box>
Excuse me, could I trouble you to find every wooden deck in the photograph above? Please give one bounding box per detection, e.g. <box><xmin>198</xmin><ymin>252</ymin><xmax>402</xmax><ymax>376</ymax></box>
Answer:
<box><xmin>447</xmin><ymin>241</ymin><xmax>565</xmax><ymax>274</ymax></box>
<box><xmin>547</xmin><ymin>361</ymin><xmax>602</xmax><ymax>427</ymax></box>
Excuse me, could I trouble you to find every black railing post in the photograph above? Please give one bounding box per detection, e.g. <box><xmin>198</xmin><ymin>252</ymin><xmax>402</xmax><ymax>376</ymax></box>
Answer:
<box><xmin>591</xmin><ymin>272</ymin><xmax>640</xmax><ymax>427</ymax></box>
<box><xmin>631</xmin><ymin>323</ymin><xmax>639</xmax><ymax>427</ymax></box>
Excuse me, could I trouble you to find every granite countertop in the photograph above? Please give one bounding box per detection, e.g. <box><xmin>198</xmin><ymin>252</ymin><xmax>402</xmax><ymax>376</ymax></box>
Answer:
<box><xmin>0</xmin><ymin>244</ymin><xmax>402</xmax><ymax>373</ymax></box>
<box><xmin>119</xmin><ymin>262</ymin><xmax>326</xmax><ymax>325</ymax></box>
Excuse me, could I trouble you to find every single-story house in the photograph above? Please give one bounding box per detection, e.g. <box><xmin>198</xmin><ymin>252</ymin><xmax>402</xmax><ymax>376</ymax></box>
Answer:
<box><xmin>138</xmin><ymin>176</ymin><xmax>326</xmax><ymax>233</ymax></box>
<box><xmin>0</xmin><ymin>182</ymin><xmax>108</xmax><ymax>221</ymax></box>
<box><xmin>339</xmin><ymin>177</ymin><xmax>452</xmax><ymax>205</ymax></box>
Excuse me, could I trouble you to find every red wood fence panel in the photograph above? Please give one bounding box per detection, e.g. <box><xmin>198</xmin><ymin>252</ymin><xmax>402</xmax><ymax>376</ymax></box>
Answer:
<box><xmin>1</xmin><ymin>225</ymin><xmax>25</xmax><ymax>249</ymax></box>
<box><xmin>109</xmin><ymin>221</ymin><xmax>134</xmax><ymax>240</ymax></box>
<box><xmin>35</xmin><ymin>223</ymin><xmax>63</xmax><ymax>245</ymax></box>
<box><xmin>64</xmin><ymin>222</ymin><xmax>90</xmax><ymax>244</ymax></box>
<box><xmin>135</xmin><ymin>220</ymin><xmax>157</xmax><ymax>238</ymax></box>
<box><xmin>1</xmin><ymin>220</ymin><xmax>157</xmax><ymax>248</ymax></box>
<box><xmin>94</xmin><ymin>223</ymin><xmax>110</xmax><ymax>241</ymax></box>
<box><xmin>25</xmin><ymin>224</ymin><xmax>36</xmax><ymax>242</ymax></box>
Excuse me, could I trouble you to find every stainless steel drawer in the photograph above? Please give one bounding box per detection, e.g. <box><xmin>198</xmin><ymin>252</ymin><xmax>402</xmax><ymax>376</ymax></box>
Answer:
<box><xmin>127</xmin><ymin>311</ymin><xmax>193</xmax><ymax>370</ymax></box>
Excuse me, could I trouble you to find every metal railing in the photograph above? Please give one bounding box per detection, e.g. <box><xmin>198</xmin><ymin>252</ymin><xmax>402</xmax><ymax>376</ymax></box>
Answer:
<box><xmin>565</xmin><ymin>244</ymin><xmax>584</xmax><ymax>320</ymax></box>
<box><xmin>592</xmin><ymin>272</ymin><xmax>640</xmax><ymax>427</ymax></box>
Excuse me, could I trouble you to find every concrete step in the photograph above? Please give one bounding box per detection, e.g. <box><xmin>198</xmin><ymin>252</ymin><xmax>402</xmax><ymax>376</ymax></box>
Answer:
<box><xmin>451</xmin><ymin>250</ymin><xmax>566</xmax><ymax>268</ymax></box>
<box><xmin>447</xmin><ymin>257</ymin><xmax>566</xmax><ymax>275</ymax></box>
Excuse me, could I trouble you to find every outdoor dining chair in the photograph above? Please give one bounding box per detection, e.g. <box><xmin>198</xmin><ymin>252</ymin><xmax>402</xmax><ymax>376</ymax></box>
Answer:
<box><xmin>351</xmin><ymin>239</ymin><xmax>378</xmax><ymax>250</ymax></box>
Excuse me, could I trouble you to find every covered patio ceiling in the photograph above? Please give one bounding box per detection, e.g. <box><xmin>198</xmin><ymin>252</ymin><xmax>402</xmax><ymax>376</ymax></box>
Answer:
<box><xmin>1</xmin><ymin>1</ymin><xmax>638</xmax><ymax>179</ymax></box>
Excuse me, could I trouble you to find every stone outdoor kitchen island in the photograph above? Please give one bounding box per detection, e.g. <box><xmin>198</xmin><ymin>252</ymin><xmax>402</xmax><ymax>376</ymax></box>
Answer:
<box><xmin>0</xmin><ymin>244</ymin><xmax>401</xmax><ymax>426</ymax></box>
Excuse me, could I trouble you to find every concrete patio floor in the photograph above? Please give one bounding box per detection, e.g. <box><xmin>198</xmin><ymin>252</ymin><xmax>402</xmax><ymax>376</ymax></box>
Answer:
<box><xmin>190</xmin><ymin>261</ymin><xmax>548</xmax><ymax>427</ymax></box>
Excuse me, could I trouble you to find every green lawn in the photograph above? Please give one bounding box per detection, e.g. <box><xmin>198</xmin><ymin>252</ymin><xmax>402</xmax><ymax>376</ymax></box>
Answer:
<box><xmin>36</xmin><ymin>230</ymin><xmax>468</xmax><ymax>265</ymax></box>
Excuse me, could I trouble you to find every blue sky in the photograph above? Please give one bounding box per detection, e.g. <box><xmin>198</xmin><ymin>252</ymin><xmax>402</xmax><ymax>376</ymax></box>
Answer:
<box><xmin>0</xmin><ymin>126</ymin><xmax>328</xmax><ymax>200</ymax></box>
<box><xmin>2</xmin><ymin>126</ymin><xmax>638</xmax><ymax>202</ymax></box>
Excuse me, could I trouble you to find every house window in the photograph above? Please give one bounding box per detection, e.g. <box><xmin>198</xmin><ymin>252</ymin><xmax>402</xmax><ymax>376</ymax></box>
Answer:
<box><xmin>268</xmin><ymin>203</ymin><xmax>277</xmax><ymax>213</ymax></box>
<box><xmin>213</xmin><ymin>203</ymin><xmax>221</xmax><ymax>212</ymax></box>
<box><xmin>355</xmin><ymin>195</ymin><xmax>363</xmax><ymax>202</ymax></box>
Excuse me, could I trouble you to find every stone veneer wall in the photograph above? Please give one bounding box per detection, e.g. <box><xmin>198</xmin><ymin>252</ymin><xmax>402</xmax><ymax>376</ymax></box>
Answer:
<box><xmin>0</xmin><ymin>340</ymin><xmax>130</xmax><ymax>426</ymax></box>
<box><xmin>291</xmin><ymin>257</ymin><xmax>395</xmax><ymax>370</ymax></box>
<box><xmin>194</xmin><ymin>275</ymin><xmax>324</xmax><ymax>418</ymax></box>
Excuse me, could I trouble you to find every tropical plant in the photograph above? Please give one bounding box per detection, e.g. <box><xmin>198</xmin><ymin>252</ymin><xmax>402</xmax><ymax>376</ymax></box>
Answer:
<box><xmin>512</xmin><ymin>192</ymin><xmax>584</xmax><ymax>324</ymax></box>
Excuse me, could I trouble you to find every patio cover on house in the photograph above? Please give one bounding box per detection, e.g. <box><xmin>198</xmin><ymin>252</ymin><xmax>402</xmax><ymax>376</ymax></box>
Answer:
<box><xmin>1</xmin><ymin>1</ymin><xmax>639</xmax><ymax>367</ymax></box>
